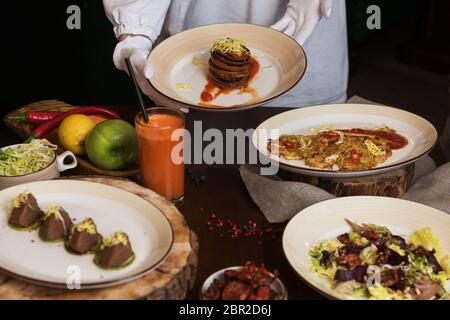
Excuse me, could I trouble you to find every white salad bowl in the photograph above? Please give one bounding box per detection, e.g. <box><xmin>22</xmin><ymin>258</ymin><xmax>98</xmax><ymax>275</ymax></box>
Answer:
<box><xmin>283</xmin><ymin>196</ymin><xmax>450</xmax><ymax>300</ymax></box>
<box><xmin>0</xmin><ymin>143</ymin><xmax>77</xmax><ymax>190</ymax></box>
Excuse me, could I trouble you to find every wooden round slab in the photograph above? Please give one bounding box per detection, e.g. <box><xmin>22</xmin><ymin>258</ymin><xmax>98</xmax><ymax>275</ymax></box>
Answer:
<box><xmin>278</xmin><ymin>164</ymin><xmax>415</xmax><ymax>198</ymax></box>
<box><xmin>0</xmin><ymin>176</ymin><xmax>198</xmax><ymax>300</ymax></box>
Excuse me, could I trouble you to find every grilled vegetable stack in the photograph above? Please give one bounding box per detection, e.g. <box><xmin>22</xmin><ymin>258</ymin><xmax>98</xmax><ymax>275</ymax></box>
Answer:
<box><xmin>208</xmin><ymin>37</ymin><xmax>252</xmax><ymax>89</ymax></box>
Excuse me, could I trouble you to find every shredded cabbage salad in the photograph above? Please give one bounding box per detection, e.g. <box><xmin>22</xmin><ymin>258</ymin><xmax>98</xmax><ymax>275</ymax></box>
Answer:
<box><xmin>0</xmin><ymin>139</ymin><xmax>57</xmax><ymax>176</ymax></box>
<box><xmin>309</xmin><ymin>221</ymin><xmax>450</xmax><ymax>300</ymax></box>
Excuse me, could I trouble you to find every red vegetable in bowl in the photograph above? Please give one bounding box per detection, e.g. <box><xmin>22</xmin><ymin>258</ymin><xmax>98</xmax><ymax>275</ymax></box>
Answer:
<box><xmin>203</xmin><ymin>262</ymin><xmax>282</xmax><ymax>300</ymax></box>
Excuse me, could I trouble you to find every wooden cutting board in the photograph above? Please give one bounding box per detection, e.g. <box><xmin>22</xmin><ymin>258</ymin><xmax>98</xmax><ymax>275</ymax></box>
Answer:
<box><xmin>3</xmin><ymin>100</ymin><xmax>140</xmax><ymax>177</ymax></box>
<box><xmin>0</xmin><ymin>176</ymin><xmax>199</xmax><ymax>300</ymax></box>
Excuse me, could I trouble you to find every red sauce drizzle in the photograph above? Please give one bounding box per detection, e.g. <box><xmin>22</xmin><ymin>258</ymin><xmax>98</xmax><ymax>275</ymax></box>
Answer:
<box><xmin>247</xmin><ymin>57</ymin><xmax>260</xmax><ymax>82</ymax></box>
<box><xmin>200</xmin><ymin>91</ymin><xmax>213</xmax><ymax>102</ymax></box>
<box><xmin>200</xmin><ymin>57</ymin><xmax>260</xmax><ymax>105</ymax></box>
<box><xmin>340</xmin><ymin>128</ymin><xmax>409</xmax><ymax>150</ymax></box>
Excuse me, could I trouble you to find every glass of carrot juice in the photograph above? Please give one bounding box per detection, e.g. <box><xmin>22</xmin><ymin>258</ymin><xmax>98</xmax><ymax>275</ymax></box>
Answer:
<box><xmin>135</xmin><ymin>107</ymin><xmax>185</xmax><ymax>204</ymax></box>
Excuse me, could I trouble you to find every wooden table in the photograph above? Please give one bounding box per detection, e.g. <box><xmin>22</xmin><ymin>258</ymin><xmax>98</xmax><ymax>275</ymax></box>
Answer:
<box><xmin>0</xmin><ymin>106</ymin><xmax>329</xmax><ymax>299</ymax></box>
<box><xmin>164</xmin><ymin>107</ymin><xmax>324</xmax><ymax>299</ymax></box>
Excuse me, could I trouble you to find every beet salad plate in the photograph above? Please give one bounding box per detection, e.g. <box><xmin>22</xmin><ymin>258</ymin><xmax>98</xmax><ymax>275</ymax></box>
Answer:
<box><xmin>283</xmin><ymin>197</ymin><xmax>450</xmax><ymax>300</ymax></box>
<box><xmin>148</xmin><ymin>23</ymin><xmax>306</xmax><ymax>111</ymax></box>
<box><xmin>0</xmin><ymin>180</ymin><xmax>173</xmax><ymax>289</ymax></box>
<box><xmin>252</xmin><ymin>104</ymin><xmax>437</xmax><ymax>178</ymax></box>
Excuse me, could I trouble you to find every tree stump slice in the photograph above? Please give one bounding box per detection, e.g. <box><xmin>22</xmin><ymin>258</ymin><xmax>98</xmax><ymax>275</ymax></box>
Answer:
<box><xmin>278</xmin><ymin>164</ymin><xmax>415</xmax><ymax>198</ymax></box>
<box><xmin>0</xmin><ymin>176</ymin><xmax>198</xmax><ymax>300</ymax></box>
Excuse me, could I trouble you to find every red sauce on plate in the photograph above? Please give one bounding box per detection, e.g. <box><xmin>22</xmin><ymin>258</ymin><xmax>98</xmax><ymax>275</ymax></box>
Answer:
<box><xmin>248</xmin><ymin>57</ymin><xmax>260</xmax><ymax>82</ymax></box>
<box><xmin>200</xmin><ymin>57</ymin><xmax>260</xmax><ymax>104</ymax></box>
<box><xmin>200</xmin><ymin>91</ymin><xmax>214</xmax><ymax>102</ymax></box>
<box><xmin>372</xmin><ymin>130</ymin><xmax>409</xmax><ymax>150</ymax></box>
<box><xmin>340</xmin><ymin>128</ymin><xmax>409</xmax><ymax>150</ymax></box>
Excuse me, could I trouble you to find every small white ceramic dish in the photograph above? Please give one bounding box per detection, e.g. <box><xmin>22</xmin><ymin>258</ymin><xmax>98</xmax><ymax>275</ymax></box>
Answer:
<box><xmin>201</xmin><ymin>266</ymin><xmax>287</xmax><ymax>300</ymax></box>
<box><xmin>0</xmin><ymin>144</ymin><xmax>77</xmax><ymax>190</ymax></box>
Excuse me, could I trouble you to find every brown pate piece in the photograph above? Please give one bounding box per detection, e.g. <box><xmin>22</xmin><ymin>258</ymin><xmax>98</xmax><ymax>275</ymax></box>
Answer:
<box><xmin>39</xmin><ymin>205</ymin><xmax>73</xmax><ymax>241</ymax></box>
<box><xmin>94</xmin><ymin>231</ymin><xmax>134</xmax><ymax>269</ymax></box>
<box><xmin>8</xmin><ymin>192</ymin><xmax>43</xmax><ymax>229</ymax></box>
<box><xmin>65</xmin><ymin>218</ymin><xmax>102</xmax><ymax>254</ymax></box>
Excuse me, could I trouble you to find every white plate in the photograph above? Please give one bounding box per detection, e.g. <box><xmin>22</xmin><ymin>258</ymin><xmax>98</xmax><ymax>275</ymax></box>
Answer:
<box><xmin>170</xmin><ymin>48</ymin><xmax>280</xmax><ymax>107</ymax></box>
<box><xmin>252</xmin><ymin>104</ymin><xmax>438</xmax><ymax>178</ymax></box>
<box><xmin>283</xmin><ymin>196</ymin><xmax>450</xmax><ymax>300</ymax></box>
<box><xmin>0</xmin><ymin>180</ymin><xmax>173</xmax><ymax>289</ymax></box>
<box><xmin>148</xmin><ymin>23</ymin><xmax>306</xmax><ymax>111</ymax></box>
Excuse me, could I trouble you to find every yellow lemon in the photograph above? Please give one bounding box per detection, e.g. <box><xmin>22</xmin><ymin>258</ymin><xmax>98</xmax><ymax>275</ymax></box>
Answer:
<box><xmin>58</xmin><ymin>114</ymin><xmax>96</xmax><ymax>155</ymax></box>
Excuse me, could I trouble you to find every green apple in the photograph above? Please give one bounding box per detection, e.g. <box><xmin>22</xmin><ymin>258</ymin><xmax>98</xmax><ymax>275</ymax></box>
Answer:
<box><xmin>86</xmin><ymin>120</ymin><xmax>138</xmax><ymax>170</ymax></box>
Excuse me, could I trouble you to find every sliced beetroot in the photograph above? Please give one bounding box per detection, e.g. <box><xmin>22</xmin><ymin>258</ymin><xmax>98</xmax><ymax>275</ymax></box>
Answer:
<box><xmin>336</xmin><ymin>253</ymin><xmax>362</xmax><ymax>268</ymax></box>
<box><xmin>387</xmin><ymin>250</ymin><xmax>407</xmax><ymax>266</ymax></box>
<box><xmin>334</xmin><ymin>265</ymin><xmax>368</xmax><ymax>283</ymax></box>
<box><xmin>334</xmin><ymin>269</ymin><xmax>355</xmax><ymax>281</ymax></box>
<box><xmin>362</xmin><ymin>230</ymin><xmax>379</xmax><ymax>240</ymax></box>
<box><xmin>370</xmin><ymin>238</ymin><xmax>386</xmax><ymax>251</ymax></box>
<box><xmin>381</xmin><ymin>269</ymin><xmax>399</xmax><ymax>288</ymax></box>
<box><xmin>426</xmin><ymin>252</ymin><xmax>443</xmax><ymax>274</ymax></box>
<box><xmin>391</xmin><ymin>269</ymin><xmax>406</xmax><ymax>291</ymax></box>
<box><xmin>320</xmin><ymin>250</ymin><xmax>332</xmax><ymax>267</ymax></box>
<box><xmin>342</xmin><ymin>244</ymin><xmax>362</xmax><ymax>255</ymax></box>
<box><xmin>337</xmin><ymin>233</ymin><xmax>350</xmax><ymax>245</ymax></box>
<box><xmin>391</xmin><ymin>235</ymin><xmax>407</xmax><ymax>250</ymax></box>
<box><xmin>353</xmin><ymin>265</ymin><xmax>368</xmax><ymax>283</ymax></box>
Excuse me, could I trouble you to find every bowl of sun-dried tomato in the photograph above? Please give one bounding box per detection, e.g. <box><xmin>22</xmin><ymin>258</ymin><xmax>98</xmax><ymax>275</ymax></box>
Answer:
<box><xmin>201</xmin><ymin>261</ymin><xmax>287</xmax><ymax>300</ymax></box>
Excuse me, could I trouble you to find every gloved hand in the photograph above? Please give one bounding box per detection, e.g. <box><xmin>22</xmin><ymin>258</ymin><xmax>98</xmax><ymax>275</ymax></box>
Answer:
<box><xmin>113</xmin><ymin>35</ymin><xmax>157</xmax><ymax>103</ymax></box>
<box><xmin>112</xmin><ymin>34</ymin><xmax>190</xmax><ymax>113</ymax></box>
<box><xmin>271</xmin><ymin>0</ymin><xmax>333</xmax><ymax>45</ymax></box>
<box><xmin>113</xmin><ymin>35</ymin><xmax>154</xmax><ymax>80</ymax></box>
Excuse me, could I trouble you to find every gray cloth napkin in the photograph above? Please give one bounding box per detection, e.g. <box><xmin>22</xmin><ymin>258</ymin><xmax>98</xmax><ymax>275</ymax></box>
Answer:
<box><xmin>240</xmin><ymin>161</ymin><xmax>450</xmax><ymax>223</ymax></box>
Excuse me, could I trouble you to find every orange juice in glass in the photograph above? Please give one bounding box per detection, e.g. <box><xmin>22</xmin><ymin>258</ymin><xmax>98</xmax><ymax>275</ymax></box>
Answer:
<box><xmin>135</xmin><ymin>107</ymin><xmax>184</xmax><ymax>203</ymax></box>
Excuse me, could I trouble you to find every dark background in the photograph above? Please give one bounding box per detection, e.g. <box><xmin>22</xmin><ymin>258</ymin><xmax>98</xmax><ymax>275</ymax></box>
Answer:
<box><xmin>1</xmin><ymin>0</ymin><xmax>449</xmax><ymax>159</ymax></box>
<box><xmin>0</xmin><ymin>0</ymin><xmax>449</xmax><ymax>300</ymax></box>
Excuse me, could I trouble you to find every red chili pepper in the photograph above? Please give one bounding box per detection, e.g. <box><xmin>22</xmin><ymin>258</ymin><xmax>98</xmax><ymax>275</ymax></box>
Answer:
<box><xmin>322</xmin><ymin>131</ymin><xmax>339</xmax><ymax>139</ymax></box>
<box><xmin>282</xmin><ymin>141</ymin><xmax>294</xmax><ymax>149</ymax></box>
<box><xmin>28</xmin><ymin>106</ymin><xmax>121</xmax><ymax>140</ymax></box>
<box><xmin>351</xmin><ymin>149</ymin><xmax>360</xmax><ymax>164</ymax></box>
<box><xmin>8</xmin><ymin>111</ymin><xmax>61</xmax><ymax>124</ymax></box>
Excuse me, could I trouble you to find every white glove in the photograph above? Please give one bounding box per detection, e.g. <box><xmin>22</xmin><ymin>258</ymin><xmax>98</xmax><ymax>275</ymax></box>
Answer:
<box><xmin>112</xmin><ymin>35</ymin><xmax>190</xmax><ymax>113</ymax></box>
<box><xmin>113</xmin><ymin>35</ymin><xmax>154</xmax><ymax>79</ymax></box>
<box><xmin>271</xmin><ymin>0</ymin><xmax>333</xmax><ymax>45</ymax></box>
